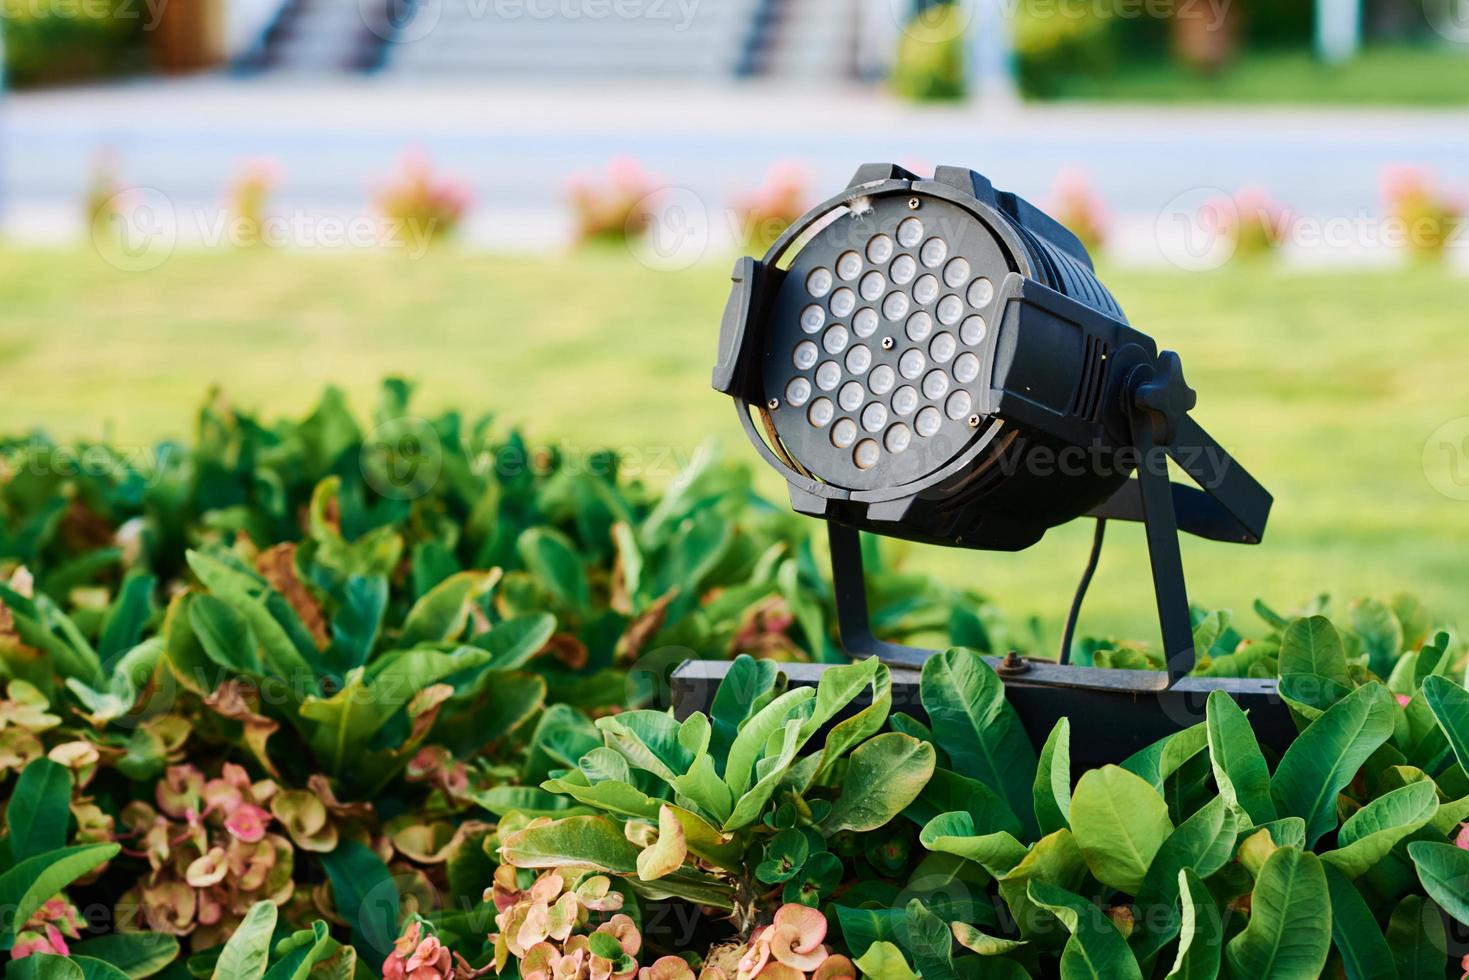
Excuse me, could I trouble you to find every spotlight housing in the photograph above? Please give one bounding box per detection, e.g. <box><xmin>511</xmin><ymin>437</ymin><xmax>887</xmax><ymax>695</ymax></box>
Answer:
<box><xmin>697</xmin><ymin>163</ymin><xmax>1287</xmax><ymax>764</ymax></box>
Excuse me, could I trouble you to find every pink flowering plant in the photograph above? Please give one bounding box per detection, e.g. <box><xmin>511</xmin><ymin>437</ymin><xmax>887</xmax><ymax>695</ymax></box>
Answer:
<box><xmin>375</xmin><ymin>149</ymin><xmax>473</xmax><ymax>243</ymax></box>
<box><xmin>1380</xmin><ymin>164</ymin><xmax>1465</xmax><ymax>259</ymax></box>
<box><xmin>567</xmin><ymin>157</ymin><xmax>661</xmax><ymax>246</ymax></box>
<box><xmin>729</xmin><ymin>163</ymin><xmax>810</xmax><ymax>254</ymax></box>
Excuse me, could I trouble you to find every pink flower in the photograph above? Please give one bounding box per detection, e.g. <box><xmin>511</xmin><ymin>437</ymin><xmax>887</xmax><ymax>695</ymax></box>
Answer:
<box><xmin>224</xmin><ymin>803</ymin><xmax>270</xmax><ymax>843</ymax></box>
<box><xmin>1397</xmin><ymin>694</ymin><xmax>1413</xmax><ymax>708</ymax></box>
<box><xmin>1455</xmin><ymin>822</ymin><xmax>1469</xmax><ymax>850</ymax></box>
<box><xmin>11</xmin><ymin>925</ymin><xmax>71</xmax><ymax>959</ymax></box>
<box><xmin>767</xmin><ymin>904</ymin><xmax>827</xmax><ymax>972</ymax></box>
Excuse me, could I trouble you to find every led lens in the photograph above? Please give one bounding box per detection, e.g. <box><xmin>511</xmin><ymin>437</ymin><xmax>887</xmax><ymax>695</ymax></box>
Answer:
<box><xmin>830</xmin><ymin>288</ymin><xmax>856</xmax><ymax>317</ymax></box>
<box><xmin>868</xmin><ymin>364</ymin><xmax>896</xmax><ymax>395</ymax></box>
<box><xmin>785</xmin><ymin>377</ymin><xmax>811</xmax><ymax>407</ymax></box>
<box><xmin>882</xmin><ymin>292</ymin><xmax>910</xmax><ymax>321</ymax></box>
<box><xmin>793</xmin><ymin>341</ymin><xmax>818</xmax><ymax>370</ymax></box>
<box><xmin>936</xmin><ymin>295</ymin><xmax>963</xmax><ymax>325</ymax></box>
<box><xmin>890</xmin><ymin>254</ymin><xmax>917</xmax><ymax>285</ymax></box>
<box><xmin>920</xmin><ymin>237</ymin><xmax>948</xmax><ymax>268</ymax></box>
<box><xmin>943</xmin><ymin>257</ymin><xmax>970</xmax><ymax>288</ymax></box>
<box><xmin>807</xmin><ymin>268</ymin><xmax>832</xmax><ymax>297</ymax></box>
<box><xmin>854</xmin><ymin>439</ymin><xmax>880</xmax><ymax>469</ymax></box>
<box><xmin>915</xmin><ymin>406</ymin><xmax>942</xmax><ymax>437</ymax></box>
<box><xmin>831</xmin><ymin>418</ymin><xmax>857</xmax><ymax>448</ymax></box>
<box><xmin>836</xmin><ymin>251</ymin><xmax>863</xmax><ymax>280</ymax></box>
<box><xmin>905</xmin><ymin>311</ymin><xmax>933</xmax><ymax>343</ymax></box>
<box><xmin>960</xmin><ymin>315</ymin><xmax>986</xmax><ymax>346</ymax></box>
<box><xmin>845</xmin><ymin>344</ymin><xmax>872</xmax><ymax>375</ymax></box>
<box><xmin>884</xmin><ymin>423</ymin><xmax>911</xmax><ymax>453</ymax></box>
<box><xmin>946</xmin><ymin>389</ymin><xmax>973</xmax><ymax>420</ymax></box>
<box><xmin>913</xmin><ymin>275</ymin><xmax>939</xmax><ymax>305</ymax></box>
<box><xmin>930</xmin><ymin>332</ymin><xmax>956</xmax><ymax>363</ymax></box>
<box><xmin>866</xmin><ymin>234</ymin><xmax>894</xmax><ymax>263</ymax></box>
<box><xmin>899</xmin><ymin>348</ymin><xmax>926</xmax><ymax>379</ymax></box>
<box><xmin>853</xmin><ymin>308</ymin><xmax>879</xmax><ymax>338</ymax></box>
<box><xmin>859</xmin><ymin>271</ymin><xmax>886</xmax><ymax>301</ymax></box>
<box><xmin>953</xmin><ymin>351</ymin><xmax>980</xmax><ymax>383</ymax></box>
<box><xmin>815</xmin><ymin>360</ymin><xmax>842</xmax><ymax>390</ymax></box>
<box><xmin>823</xmin><ymin>325</ymin><xmax>849</xmax><ymax>355</ymax></box>
<box><xmin>897</xmin><ymin>217</ymin><xmax>923</xmax><ymax>247</ymax></box>
<box><xmin>861</xmin><ymin>401</ymin><xmax>888</xmax><ymax>432</ymax></box>
<box><xmin>967</xmin><ymin>278</ymin><xmax>994</xmax><ymax>308</ymax></box>
<box><xmin>922</xmin><ymin>370</ymin><xmax>949</xmax><ymax>400</ymax></box>
<box><xmin>892</xmin><ymin>385</ymin><xmax>918</xmax><ymax>416</ymax></box>
<box><xmin>839</xmin><ymin>381</ymin><xmax>864</xmax><ymax>412</ymax></box>
<box><xmin>808</xmin><ymin>397</ymin><xmax>835</xmax><ymax>427</ymax></box>
<box><xmin>800</xmin><ymin>304</ymin><xmax>824</xmax><ymax>333</ymax></box>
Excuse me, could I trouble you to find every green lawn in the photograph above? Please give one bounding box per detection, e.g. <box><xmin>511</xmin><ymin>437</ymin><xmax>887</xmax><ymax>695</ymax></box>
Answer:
<box><xmin>2</xmin><ymin>245</ymin><xmax>1465</xmax><ymax>645</ymax></box>
<box><xmin>1044</xmin><ymin>45</ymin><xmax>1469</xmax><ymax>105</ymax></box>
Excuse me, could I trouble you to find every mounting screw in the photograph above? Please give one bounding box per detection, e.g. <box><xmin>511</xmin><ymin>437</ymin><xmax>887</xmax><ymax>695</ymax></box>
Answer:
<box><xmin>881</xmin><ymin>337</ymin><xmax>895</xmax><ymax>350</ymax></box>
<box><xmin>967</xmin><ymin>414</ymin><xmax>981</xmax><ymax>428</ymax></box>
<box><xmin>996</xmin><ymin>651</ymin><xmax>1030</xmax><ymax>676</ymax></box>
<box><xmin>767</xmin><ymin>398</ymin><xmax>779</xmax><ymax>410</ymax></box>
<box><xmin>908</xmin><ymin>197</ymin><xmax>921</xmax><ymax>210</ymax></box>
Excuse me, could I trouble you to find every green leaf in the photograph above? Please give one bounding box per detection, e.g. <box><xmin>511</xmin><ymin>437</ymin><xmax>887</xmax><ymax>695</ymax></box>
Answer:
<box><xmin>903</xmin><ymin>899</ymin><xmax>956</xmax><ymax>980</ymax></box>
<box><xmin>723</xmin><ymin>687</ymin><xmax>815</xmax><ymax>799</ymax></box>
<box><xmin>1269</xmin><ymin>683</ymin><xmax>1395</xmax><ymax>847</ymax></box>
<box><xmin>185</xmin><ymin>551</ymin><xmax>312</xmax><ymax>679</ymax></box>
<box><xmin>188</xmin><ymin>594</ymin><xmax>262</xmax><ymax>675</ymax></box>
<box><xmin>0</xmin><ymin>843</ymin><xmax>120</xmax><ymax>948</ymax></box>
<box><xmin>1385</xmin><ymin>895</ymin><xmax>1448</xmax><ymax>979</ymax></box>
<box><xmin>7</xmin><ymin>955</ymin><xmax>85</xmax><ymax>980</ymax></box>
<box><xmin>1321</xmin><ymin>778</ymin><xmax>1438</xmax><ymax>879</ymax></box>
<box><xmin>1069</xmin><ymin>765</ymin><xmax>1172</xmax><ymax>895</ymax></box>
<box><xmin>724</xmin><ymin>716</ymin><xmax>806</xmax><ymax>831</ymax></box>
<box><xmin>1422</xmin><ymin>675</ymin><xmax>1469</xmax><ymax>774</ymax></box>
<box><xmin>320</xmin><ymin>840</ymin><xmax>399</xmax><ymax>967</ymax></box>
<box><xmin>1027</xmin><ymin>880</ymin><xmax>1143</xmax><ymax>980</ymax></box>
<box><xmin>920</xmin><ymin>648</ymin><xmax>1037</xmax><ymax>838</ymax></box>
<box><xmin>1132</xmin><ymin>796</ymin><xmax>1236</xmax><ymax>962</ymax></box>
<box><xmin>918</xmin><ymin>812</ymin><xmax>1027</xmax><ymax>875</ymax></box>
<box><xmin>708</xmin><ymin>655</ymin><xmax>780</xmax><ymax>761</ymax></box>
<box><xmin>1222</xmin><ymin>847</ymin><xmax>1330</xmax><ymax>980</ymax></box>
<box><xmin>1204</xmin><ymin>690</ymin><xmax>1276</xmax><ymax>826</ymax></box>
<box><xmin>1351</xmin><ymin>598</ymin><xmax>1404</xmax><ymax>678</ymax></box>
<box><xmin>1322</xmin><ymin>863</ymin><xmax>1396</xmax><ymax>980</ymax></box>
<box><xmin>1406</xmin><ymin>840</ymin><xmax>1469</xmax><ymax>925</ymax></box>
<box><xmin>69</xmin><ymin>933</ymin><xmax>181</xmax><ymax>977</ymax></box>
<box><xmin>853</xmin><ymin>941</ymin><xmax>920</xmax><ymax>980</ymax></box>
<box><xmin>7</xmin><ymin>758</ymin><xmax>74</xmax><ymax>862</ymax></box>
<box><xmin>669</xmin><ymin>754</ymin><xmax>734</xmax><ymax>826</ymax></box>
<box><xmin>1033</xmin><ymin>718</ymin><xmax>1071</xmax><ymax>835</ymax></box>
<box><xmin>1277</xmin><ymin>616</ymin><xmax>1352</xmax><ymax>710</ymax></box>
<box><xmin>99</xmin><ymin>573</ymin><xmax>156</xmax><ymax>662</ymax></box>
<box><xmin>1162</xmin><ymin>869</ymin><xmax>1221</xmax><ymax>980</ymax></box>
<box><xmin>476</xmin><ymin>612</ymin><xmax>555</xmax><ymax>669</ymax></box>
<box><xmin>518</xmin><ymin>527</ymin><xmax>590</xmax><ymax>608</ymax></box>
<box><xmin>211</xmin><ymin>901</ymin><xmax>276</xmax><ymax>980</ymax></box>
<box><xmin>636</xmin><ymin>805</ymin><xmax>687</xmax><ymax>881</ymax></box>
<box><xmin>951</xmin><ymin>923</ymin><xmax>1026</xmax><ymax>956</ymax></box>
<box><xmin>1121</xmin><ymin>722</ymin><xmax>1208</xmax><ymax>790</ymax></box>
<box><xmin>822</xmin><ymin>733</ymin><xmax>936</xmax><ymax>834</ymax></box>
<box><xmin>262</xmin><ymin>921</ymin><xmax>340</xmax><ymax>980</ymax></box>
<box><xmin>810</xmin><ymin>659</ymin><xmax>893</xmax><ymax>782</ymax></box>
<box><xmin>500</xmin><ymin>815</ymin><xmax>641</xmax><ymax>873</ymax></box>
<box><xmin>400</xmin><ymin>571</ymin><xmax>498</xmax><ymax>646</ymax></box>
<box><xmin>73</xmin><ymin>957</ymin><xmax>133</xmax><ymax>980</ymax></box>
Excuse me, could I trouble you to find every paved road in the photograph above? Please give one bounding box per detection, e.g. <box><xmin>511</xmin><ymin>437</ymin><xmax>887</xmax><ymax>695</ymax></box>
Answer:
<box><xmin>5</xmin><ymin>75</ymin><xmax>1469</xmax><ymax>264</ymax></box>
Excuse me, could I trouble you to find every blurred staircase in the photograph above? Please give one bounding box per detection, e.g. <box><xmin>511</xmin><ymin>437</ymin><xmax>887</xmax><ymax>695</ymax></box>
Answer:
<box><xmin>378</xmin><ymin>0</ymin><xmax>754</xmax><ymax>78</ymax></box>
<box><xmin>242</xmin><ymin>0</ymin><xmax>873</xmax><ymax>80</ymax></box>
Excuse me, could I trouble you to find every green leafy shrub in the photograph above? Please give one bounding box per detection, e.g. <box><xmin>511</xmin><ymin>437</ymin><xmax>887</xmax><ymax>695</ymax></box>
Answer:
<box><xmin>1</xmin><ymin>382</ymin><xmax>1463</xmax><ymax>977</ymax></box>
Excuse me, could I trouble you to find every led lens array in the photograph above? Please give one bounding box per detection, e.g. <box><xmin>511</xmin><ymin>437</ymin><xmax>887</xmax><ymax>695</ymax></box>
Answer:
<box><xmin>783</xmin><ymin>215</ymin><xmax>994</xmax><ymax>474</ymax></box>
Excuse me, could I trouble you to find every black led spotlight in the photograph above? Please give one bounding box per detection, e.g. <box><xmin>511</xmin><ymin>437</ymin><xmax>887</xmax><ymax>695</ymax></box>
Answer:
<box><xmin>696</xmin><ymin>163</ymin><xmax>1286</xmax><ymax>763</ymax></box>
